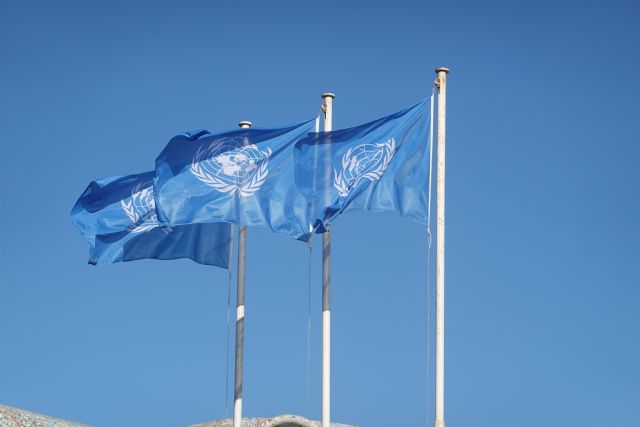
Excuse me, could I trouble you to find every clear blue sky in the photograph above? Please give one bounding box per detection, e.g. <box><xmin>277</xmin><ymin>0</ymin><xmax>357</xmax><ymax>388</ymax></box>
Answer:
<box><xmin>1</xmin><ymin>1</ymin><xmax>638</xmax><ymax>426</ymax></box>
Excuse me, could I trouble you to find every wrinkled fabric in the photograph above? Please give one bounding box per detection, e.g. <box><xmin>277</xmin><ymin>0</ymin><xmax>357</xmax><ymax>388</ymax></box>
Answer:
<box><xmin>88</xmin><ymin>222</ymin><xmax>231</xmax><ymax>267</ymax></box>
<box><xmin>294</xmin><ymin>98</ymin><xmax>431</xmax><ymax>232</ymax></box>
<box><xmin>154</xmin><ymin>120</ymin><xmax>316</xmax><ymax>241</ymax></box>
<box><xmin>71</xmin><ymin>171</ymin><xmax>231</xmax><ymax>267</ymax></box>
<box><xmin>71</xmin><ymin>172</ymin><xmax>157</xmax><ymax>244</ymax></box>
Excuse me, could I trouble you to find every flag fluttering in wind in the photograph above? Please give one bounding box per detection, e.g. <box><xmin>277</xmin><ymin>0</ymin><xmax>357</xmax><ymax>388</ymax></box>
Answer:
<box><xmin>68</xmin><ymin>88</ymin><xmax>443</xmax><ymax>427</ymax></box>
<box><xmin>294</xmin><ymin>97</ymin><xmax>432</xmax><ymax>232</ymax></box>
<box><xmin>72</xmin><ymin>97</ymin><xmax>431</xmax><ymax>263</ymax></box>
<box><xmin>153</xmin><ymin>120</ymin><xmax>317</xmax><ymax>241</ymax></box>
<box><xmin>71</xmin><ymin>171</ymin><xmax>231</xmax><ymax>267</ymax></box>
<box><xmin>71</xmin><ymin>172</ymin><xmax>155</xmax><ymax>242</ymax></box>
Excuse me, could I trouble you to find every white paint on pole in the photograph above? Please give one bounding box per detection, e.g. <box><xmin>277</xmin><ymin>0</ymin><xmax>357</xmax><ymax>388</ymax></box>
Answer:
<box><xmin>234</xmin><ymin>120</ymin><xmax>252</xmax><ymax>427</ymax></box>
<box><xmin>233</xmin><ymin>398</ymin><xmax>242</xmax><ymax>425</ymax></box>
<box><xmin>322</xmin><ymin>309</ymin><xmax>331</xmax><ymax>423</ymax></box>
<box><xmin>434</xmin><ymin>67</ymin><xmax>449</xmax><ymax>427</ymax></box>
<box><xmin>321</xmin><ymin>92</ymin><xmax>335</xmax><ymax>427</ymax></box>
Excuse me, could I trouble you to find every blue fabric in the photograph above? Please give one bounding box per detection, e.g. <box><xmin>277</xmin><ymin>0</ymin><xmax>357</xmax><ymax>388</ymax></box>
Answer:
<box><xmin>294</xmin><ymin>98</ymin><xmax>432</xmax><ymax>232</ymax></box>
<box><xmin>71</xmin><ymin>172</ymin><xmax>231</xmax><ymax>267</ymax></box>
<box><xmin>154</xmin><ymin>120</ymin><xmax>316</xmax><ymax>241</ymax></box>
<box><xmin>88</xmin><ymin>222</ymin><xmax>231</xmax><ymax>266</ymax></box>
<box><xmin>71</xmin><ymin>172</ymin><xmax>157</xmax><ymax>243</ymax></box>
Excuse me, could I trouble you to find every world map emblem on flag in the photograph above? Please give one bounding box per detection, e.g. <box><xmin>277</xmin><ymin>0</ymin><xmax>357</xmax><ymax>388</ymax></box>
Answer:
<box><xmin>190</xmin><ymin>136</ymin><xmax>272</xmax><ymax>197</ymax></box>
<box><xmin>120</xmin><ymin>182</ymin><xmax>161</xmax><ymax>233</ymax></box>
<box><xmin>333</xmin><ymin>138</ymin><xmax>396</xmax><ymax>197</ymax></box>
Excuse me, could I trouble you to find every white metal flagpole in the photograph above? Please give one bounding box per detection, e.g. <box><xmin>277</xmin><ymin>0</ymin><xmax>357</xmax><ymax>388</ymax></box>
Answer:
<box><xmin>434</xmin><ymin>67</ymin><xmax>449</xmax><ymax>427</ymax></box>
<box><xmin>234</xmin><ymin>120</ymin><xmax>252</xmax><ymax>427</ymax></box>
<box><xmin>321</xmin><ymin>92</ymin><xmax>335</xmax><ymax>427</ymax></box>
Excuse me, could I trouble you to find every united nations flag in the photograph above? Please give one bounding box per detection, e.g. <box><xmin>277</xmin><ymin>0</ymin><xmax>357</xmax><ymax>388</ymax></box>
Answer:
<box><xmin>294</xmin><ymin>97</ymin><xmax>433</xmax><ymax>232</ymax></box>
<box><xmin>71</xmin><ymin>171</ymin><xmax>231</xmax><ymax>267</ymax></box>
<box><xmin>154</xmin><ymin>120</ymin><xmax>317</xmax><ymax>241</ymax></box>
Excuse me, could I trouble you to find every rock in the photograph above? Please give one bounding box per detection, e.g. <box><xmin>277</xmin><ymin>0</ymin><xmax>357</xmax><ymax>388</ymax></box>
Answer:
<box><xmin>0</xmin><ymin>404</ymin><xmax>91</xmax><ymax>427</ymax></box>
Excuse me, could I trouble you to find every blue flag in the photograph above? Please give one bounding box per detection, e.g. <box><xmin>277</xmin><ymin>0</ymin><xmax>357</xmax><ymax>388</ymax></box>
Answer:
<box><xmin>71</xmin><ymin>172</ymin><xmax>231</xmax><ymax>267</ymax></box>
<box><xmin>71</xmin><ymin>173</ymin><xmax>155</xmax><ymax>243</ymax></box>
<box><xmin>154</xmin><ymin>120</ymin><xmax>317</xmax><ymax>241</ymax></box>
<box><xmin>294</xmin><ymin>97</ymin><xmax>432</xmax><ymax>231</ymax></box>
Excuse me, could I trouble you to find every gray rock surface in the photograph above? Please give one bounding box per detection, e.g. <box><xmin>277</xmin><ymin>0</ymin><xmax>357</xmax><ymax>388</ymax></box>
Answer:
<box><xmin>0</xmin><ymin>405</ymin><xmax>90</xmax><ymax>427</ymax></box>
<box><xmin>0</xmin><ymin>405</ymin><xmax>354</xmax><ymax>427</ymax></box>
<box><xmin>190</xmin><ymin>414</ymin><xmax>356</xmax><ymax>427</ymax></box>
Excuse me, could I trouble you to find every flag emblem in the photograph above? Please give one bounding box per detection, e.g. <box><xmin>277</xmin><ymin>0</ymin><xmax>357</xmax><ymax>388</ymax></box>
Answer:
<box><xmin>120</xmin><ymin>182</ymin><xmax>160</xmax><ymax>233</ymax></box>
<box><xmin>333</xmin><ymin>138</ymin><xmax>396</xmax><ymax>197</ymax></box>
<box><xmin>190</xmin><ymin>136</ymin><xmax>272</xmax><ymax>197</ymax></box>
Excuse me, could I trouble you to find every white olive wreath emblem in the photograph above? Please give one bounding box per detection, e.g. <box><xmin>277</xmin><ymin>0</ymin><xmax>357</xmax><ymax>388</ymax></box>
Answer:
<box><xmin>120</xmin><ymin>183</ymin><xmax>160</xmax><ymax>233</ymax></box>
<box><xmin>190</xmin><ymin>141</ymin><xmax>272</xmax><ymax>197</ymax></box>
<box><xmin>333</xmin><ymin>138</ymin><xmax>396</xmax><ymax>197</ymax></box>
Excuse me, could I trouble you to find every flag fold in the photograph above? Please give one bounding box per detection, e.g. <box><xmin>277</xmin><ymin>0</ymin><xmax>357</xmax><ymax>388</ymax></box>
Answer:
<box><xmin>294</xmin><ymin>98</ymin><xmax>432</xmax><ymax>232</ymax></box>
<box><xmin>153</xmin><ymin>120</ymin><xmax>317</xmax><ymax>241</ymax></box>
<box><xmin>71</xmin><ymin>171</ymin><xmax>231</xmax><ymax>267</ymax></box>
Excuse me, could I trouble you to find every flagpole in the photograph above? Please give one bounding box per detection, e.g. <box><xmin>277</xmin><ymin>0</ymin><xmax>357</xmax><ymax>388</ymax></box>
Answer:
<box><xmin>234</xmin><ymin>120</ymin><xmax>252</xmax><ymax>427</ymax></box>
<box><xmin>321</xmin><ymin>92</ymin><xmax>335</xmax><ymax>427</ymax></box>
<box><xmin>434</xmin><ymin>67</ymin><xmax>449</xmax><ymax>427</ymax></box>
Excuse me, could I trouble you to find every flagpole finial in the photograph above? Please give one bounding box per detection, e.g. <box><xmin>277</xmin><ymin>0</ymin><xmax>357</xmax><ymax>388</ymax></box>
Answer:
<box><xmin>238</xmin><ymin>121</ymin><xmax>253</xmax><ymax>128</ymax></box>
<box><xmin>321</xmin><ymin>92</ymin><xmax>336</xmax><ymax>99</ymax></box>
<box><xmin>435</xmin><ymin>67</ymin><xmax>450</xmax><ymax>74</ymax></box>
